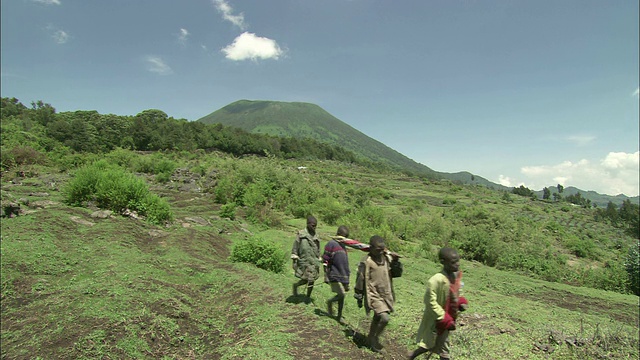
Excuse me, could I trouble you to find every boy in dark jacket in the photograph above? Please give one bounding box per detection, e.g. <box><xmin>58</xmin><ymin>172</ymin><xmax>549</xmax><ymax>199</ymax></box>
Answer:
<box><xmin>323</xmin><ymin>225</ymin><xmax>351</xmax><ymax>322</ymax></box>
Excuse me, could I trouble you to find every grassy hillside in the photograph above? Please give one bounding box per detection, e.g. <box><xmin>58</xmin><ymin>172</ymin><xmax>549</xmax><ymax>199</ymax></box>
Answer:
<box><xmin>197</xmin><ymin>100</ymin><xmax>501</xmax><ymax>186</ymax></box>
<box><xmin>197</xmin><ymin>99</ymin><xmax>638</xmax><ymax>207</ymax></box>
<box><xmin>2</xmin><ymin>150</ymin><xmax>638</xmax><ymax>359</ymax></box>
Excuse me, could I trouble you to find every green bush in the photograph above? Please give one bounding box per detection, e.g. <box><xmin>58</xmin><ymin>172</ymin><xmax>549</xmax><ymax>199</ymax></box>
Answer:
<box><xmin>449</xmin><ymin>226</ymin><xmax>499</xmax><ymax>266</ymax></box>
<box><xmin>63</xmin><ymin>161</ymin><xmax>173</xmax><ymax>225</ymax></box>
<box><xmin>563</xmin><ymin>234</ymin><xmax>599</xmax><ymax>260</ymax></box>
<box><xmin>442</xmin><ymin>197</ymin><xmax>456</xmax><ymax>205</ymax></box>
<box><xmin>580</xmin><ymin>261</ymin><xmax>630</xmax><ymax>293</ymax></box>
<box><xmin>230</xmin><ymin>236</ymin><xmax>286</xmax><ymax>273</ymax></box>
<box><xmin>104</xmin><ymin>148</ymin><xmax>136</xmax><ymax>168</ymax></box>
<box><xmin>314</xmin><ymin>197</ymin><xmax>346</xmax><ymax>226</ymax></box>
<box><xmin>155</xmin><ymin>172</ymin><xmax>171</xmax><ymax>183</ymax></box>
<box><xmin>220</xmin><ymin>202</ymin><xmax>236</xmax><ymax>220</ymax></box>
<box><xmin>625</xmin><ymin>241</ymin><xmax>639</xmax><ymax>295</ymax></box>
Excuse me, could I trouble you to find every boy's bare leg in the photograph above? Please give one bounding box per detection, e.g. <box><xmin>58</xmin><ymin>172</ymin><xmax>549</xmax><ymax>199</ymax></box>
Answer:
<box><xmin>368</xmin><ymin>312</ymin><xmax>389</xmax><ymax>351</ymax></box>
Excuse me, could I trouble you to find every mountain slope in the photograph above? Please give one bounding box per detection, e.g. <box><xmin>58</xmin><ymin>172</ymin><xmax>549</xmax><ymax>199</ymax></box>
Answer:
<box><xmin>197</xmin><ymin>99</ymin><xmax>637</xmax><ymax>206</ymax></box>
<box><xmin>197</xmin><ymin>100</ymin><xmax>500</xmax><ymax>186</ymax></box>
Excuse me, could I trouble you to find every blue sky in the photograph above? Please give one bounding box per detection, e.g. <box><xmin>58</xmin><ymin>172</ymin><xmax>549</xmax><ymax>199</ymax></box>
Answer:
<box><xmin>2</xmin><ymin>0</ymin><xmax>639</xmax><ymax>197</ymax></box>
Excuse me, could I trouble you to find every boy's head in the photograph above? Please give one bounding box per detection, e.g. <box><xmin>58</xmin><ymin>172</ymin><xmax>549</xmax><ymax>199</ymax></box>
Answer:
<box><xmin>336</xmin><ymin>225</ymin><xmax>349</xmax><ymax>238</ymax></box>
<box><xmin>438</xmin><ymin>247</ymin><xmax>460</xmax><ymax>273</ymax></box>
<box><xmin>369</xmin><ymin>235</ymin><xmax>386</xmax><ymax>257</ymax></box>
<box><xmin>306</xmin><ymin>216</ymin><xmax>317</xmax><ymax>235</ymax></box>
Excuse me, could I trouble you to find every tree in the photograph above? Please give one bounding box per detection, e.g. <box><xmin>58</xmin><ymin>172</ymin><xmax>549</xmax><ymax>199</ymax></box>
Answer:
<box><xmin>553</xmin><ymin>192</ymin><xmax>562</xmax><ymax>201</ymax></box>
<box><xmin>512</xmin><ymin>185</ymin><xmax>535</xmax><ymax>198</ymax></box>
<box><xmin>30</xmin><ymin>100</ymin><xmax>56</xmax><ymax>126</ymax></box>
<box><xmin>1</xmin><ymin>97</ymin><xmax>27</xmax><ymax>118</ymax></box>
<box><xmin>625</xmin><ymin>242</ymin><xmax>639</xmax><ymax>295</ymax></box>
<box><xmin>557</xmin><ymin>184</ymin><xmax>564</xmax><ymax>194</ymax></box>
<box><xmin>543</xmin><ymin>187</ymin><xmax>551</xmax><ymax>200</ymax></box>
<box><xmin>605</xmin><ymin>201</ymin><xmax>619</xmax><ymax>225</ymax></box>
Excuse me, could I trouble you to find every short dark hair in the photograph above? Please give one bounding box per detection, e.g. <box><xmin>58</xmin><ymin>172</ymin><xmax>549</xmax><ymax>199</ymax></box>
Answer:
<box><xmin>438</xmin><ymin>247</ymin><xmax>458</xmax><ymax>262</ymax></box>
<box><xmin>369</xmin><ymin>235</ymin><xmax>385</xmax><ymax>248</ymax></box>
<box><xmin>337</xmin><ymin>225</ymin><xmax>349</xmax><ymax>237</ymax></box>
<box><xmin>306</xmin><ymin>215</ymin><xmax>317</xmax><ymax>224</ymax></box>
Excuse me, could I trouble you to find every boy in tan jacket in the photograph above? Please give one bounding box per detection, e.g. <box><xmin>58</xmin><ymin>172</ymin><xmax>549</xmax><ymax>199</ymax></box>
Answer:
<box><xmin>354</xmin><ymin>235</ymin><xmax>400</xmax><ymax>353</ymax></box>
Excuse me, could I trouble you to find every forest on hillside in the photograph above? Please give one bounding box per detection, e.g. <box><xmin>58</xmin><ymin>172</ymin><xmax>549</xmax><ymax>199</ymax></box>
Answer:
<box><xmin>0</xmin><ymin>97</ymin><xmax>380</xmax><ymax>169</ymax></box>
<box><xmin>1</xmin><ymin>97</ymin><xmax>638</xmax><ymax>296</ymax></box>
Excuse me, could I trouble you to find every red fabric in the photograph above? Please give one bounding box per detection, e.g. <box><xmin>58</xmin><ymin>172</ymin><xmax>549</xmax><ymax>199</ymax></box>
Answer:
<box><xmin>458</xmin><ymin>296</ymin><xmax>468</xmax><ymax>311</ymax></box>
<box><xmin>445</xmin><ymin>271</ymin><xmax>463</xmax><ymax>320</ymax></box>
<box><xmin>436</xmin><ymin>312</ymin><xmax>455</xmax><ymax>334</ymax></box>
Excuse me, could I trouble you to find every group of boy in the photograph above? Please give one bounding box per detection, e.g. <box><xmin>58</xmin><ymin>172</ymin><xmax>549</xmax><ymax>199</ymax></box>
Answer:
<box><xmin>291</xmin><ymin>215</ymin><xmax>469</xmax><ymax>359</ymax></box>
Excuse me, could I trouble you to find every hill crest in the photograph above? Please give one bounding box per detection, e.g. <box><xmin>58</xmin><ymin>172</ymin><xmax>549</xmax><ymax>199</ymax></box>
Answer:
<box><xmin>198</xmin><ymin>99</ymin><xmax>637</xmax><ymax>206</ymax></box>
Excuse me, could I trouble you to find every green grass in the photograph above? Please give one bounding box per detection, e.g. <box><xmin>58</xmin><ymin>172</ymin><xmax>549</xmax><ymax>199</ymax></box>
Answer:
<box><xmin>2</xmin><ymin>153</ymin><xmax>638</xmax><ymax>359</ymax></box>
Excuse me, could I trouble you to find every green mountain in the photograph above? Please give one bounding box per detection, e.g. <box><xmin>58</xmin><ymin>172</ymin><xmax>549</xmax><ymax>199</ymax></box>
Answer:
<box><xmin>197</xmin><ymin>100</ymin><xmax>503</xmax><ymax>188</ymax></box>
<box><xmin>197</xmin><ymin>99</ymin><xmax>638</xmax><ymax>206</ymax></box>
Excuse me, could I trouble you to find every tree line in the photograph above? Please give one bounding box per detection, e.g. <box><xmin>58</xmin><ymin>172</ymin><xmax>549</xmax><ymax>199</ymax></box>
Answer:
<box><xmin>1</xmin><ymin>97</ymin><xmax>384</xmax><ymax>169</ymax></box>
<box><xmin>511</xmin><ymin>183</ymin><xmax>638</xmax><ymax>239</ymax></box>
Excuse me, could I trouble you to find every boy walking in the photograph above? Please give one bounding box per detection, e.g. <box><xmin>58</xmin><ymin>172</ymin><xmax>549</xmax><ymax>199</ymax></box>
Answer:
<box><xmin>291</xmin><ymin>216</ymin><xmax>321</xmax><ymax>303</ymax></box>
<box><xmin>408</xmin><ymin>247</ymin><xmax>468</xmax><ymax>360</ymax></box>
<box><xmin>354</xmin><ymin>235</ymin><xmax>399</xmax><ymax>353</ymax></box>
<box><xmin>323</xmin><ymin>225</ymin><xmax>351</xmax><ymax>322</ymax></box>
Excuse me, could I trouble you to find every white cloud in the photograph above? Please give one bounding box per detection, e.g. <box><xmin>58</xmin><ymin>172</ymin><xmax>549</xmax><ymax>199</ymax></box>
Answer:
<box><xmin>45</xmin><ymin>25</ymin><xmax>69</xmax><ymax>44</ymax></box>
<box><xmin>52</xmin><ymin>29</ymin><xmax>69</xmax><ymax>44</ymax></box>
<box><xmin>601</xmin><ymin>151</ymin><xmax>639</xmax><ymax>170</ymax></box>
<box><xmin>517</xmin><ymin>152</ymin><xmax>639</xmax><ymax>196</ymax></box>
<box><xmin>498</xmin><ymin>175</ymin><xmax>513</xmax><ymax>187</ymax></box>
<box><xmin>633</xmin><ymin>87</ymin><xmax>639</xmax><ymax>98</ymax></box>
<box><xmin>221</xmin><ymin>32</ymin><xmax>283</xmax><ymax>61</ymax></box>
<box><xmin>566</xmin><ymin>134</ymin><xmax>595</xmax><ymax>146</ymax></box>
<box><xmin>145</xmin><ymin>56</ymin><xmax>172</xmax><ymax>75</ymax></box>
<box><xmin>178</xmin><ymin>28</ymin><xmax>189</xmax><ymax>45</ymax></box>
<box><xmin>33</xmin><ymin>0</ymin><xmax>61</xmax><ymax>5</ymax></box>
<box><xmin>213</xmin><ymin>0</ymin><xmax>247</xmax><ymax>30</ymax></box>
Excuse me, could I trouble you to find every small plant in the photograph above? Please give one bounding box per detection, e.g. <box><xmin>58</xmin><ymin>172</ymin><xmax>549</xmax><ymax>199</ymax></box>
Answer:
<box><xmin>442</xmin><ymin>197</ymin><xmax>456</xmax><ymax>205</ymax></box>
<box><xmin>220</xmin><ymin>202</ymin><xmax>237</xmax><ymax>220</ymax></box>
<box><xmin>230</xmin><ymin>236</ymin><xmax>286</xmax><ymax>273</ymax></box>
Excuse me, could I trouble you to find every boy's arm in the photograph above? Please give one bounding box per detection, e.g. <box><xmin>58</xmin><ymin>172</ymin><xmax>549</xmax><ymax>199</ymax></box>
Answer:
<box><xmin>353</xmin><ymin>260</ymin><xmax>366</xmax><ymax>307</ymax></box>
<box><xmin>291</xmin><ymin>235</ymin><xmax>300</xmax><ymax>271</ymax></box>
<box><xmin>426</xmin><ymin>276</ymin><xmax>446</xmax><ymax>320</ymax></box>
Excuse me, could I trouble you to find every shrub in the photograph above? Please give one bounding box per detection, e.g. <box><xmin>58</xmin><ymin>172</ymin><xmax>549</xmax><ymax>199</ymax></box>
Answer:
<box><xmin>155</xmin><ymin>172</ymin><xmax>171</xmax><ymax>183</ymax></box>
<box><xmin>3</xmin><ymin>146</ymin><xmax>47</xmax><ymax>168</ymax></box>
<box><xmin>449</xmin><ymin>226</ymin><xmax>499</xmax><ymax>266</ymax></box>
<box><xmin>442</xmin><ymin>197</ymin><xmax>456</xmax><ymax>205</ymax></box>
<box><xmin>220</xmin><ymin>202</ymin><xmax>237</xmax><ymax>220</ymax></box>
<box><xmin>140</xmin><ymin>194</ymin><xmax>172</xmax><ymax>224</ymax></box>
<box><xmin>132</xmin><ymin>156</ymin><xmax>155</xmax><ymax>174</ymax></box>
<box><xmin>104</xmin><ymin>148</ymin><xmax>136</xmax><ymax>168</ymax></box>
<box><xmin>230</xmin><ymin>236</ymin><xmax>286</xmax><ymax>273</ymax></box>
<box><xmin>63</xmin><ymin>161</ymin><xmax>173</xmax><ymax>225</ymax></box>
<box><xmin>314</xmin><ymin>197</ymin><xmax>346</xmax><ymax>226</ymax></box>
<box><xmin>625</xmin><ymin>241</ymin><xmax>639</xmax><ymax>295</ymax></box>
<box><xmin>563</xmin><ymin>234</ymin><xmax>599</xmax><ymax>260</ymax></box>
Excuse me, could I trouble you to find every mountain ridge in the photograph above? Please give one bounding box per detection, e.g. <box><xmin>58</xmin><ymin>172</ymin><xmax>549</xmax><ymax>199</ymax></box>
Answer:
<box><xmin>197</xmin><ymin>99</ymin><xmax>638</xmax><ymax>207</ymax></box>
